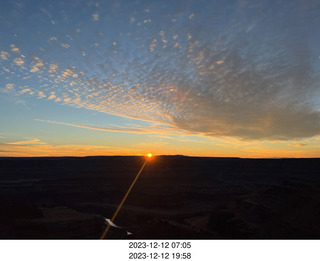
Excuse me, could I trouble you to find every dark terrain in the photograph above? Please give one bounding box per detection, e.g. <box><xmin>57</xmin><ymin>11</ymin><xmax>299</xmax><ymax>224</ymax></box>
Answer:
<box><xmin>0</xmin><ymin>156</ymin><xmax>319</xmax><ymax>239</ymax></box>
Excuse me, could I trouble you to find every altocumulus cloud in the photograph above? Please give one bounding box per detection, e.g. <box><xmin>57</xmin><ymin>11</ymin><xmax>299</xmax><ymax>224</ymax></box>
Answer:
<box><xmin>1</xmin><ymin>0</ymin><xmax>320</xmax><ymax>140</ymax></box>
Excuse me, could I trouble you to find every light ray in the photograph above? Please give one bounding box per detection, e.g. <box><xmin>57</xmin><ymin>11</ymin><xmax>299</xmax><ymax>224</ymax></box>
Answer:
<box><xmin>100</xmin><ymin>158</ymin><xmax>148</xmax><ymax>239</ymax></box>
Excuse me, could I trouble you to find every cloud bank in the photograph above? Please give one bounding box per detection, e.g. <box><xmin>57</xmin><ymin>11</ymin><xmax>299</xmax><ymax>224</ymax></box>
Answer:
<box><xmin>1</xmin><ymin>0</ymin><xmax>320</xmax><ymax>140</ymax></box>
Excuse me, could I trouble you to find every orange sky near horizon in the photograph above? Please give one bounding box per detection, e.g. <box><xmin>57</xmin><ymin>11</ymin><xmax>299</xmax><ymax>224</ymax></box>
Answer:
<box><xmin>1</xmin><ymin>133</ymin><xmax>319</xmax><ymax>158</ymax></box>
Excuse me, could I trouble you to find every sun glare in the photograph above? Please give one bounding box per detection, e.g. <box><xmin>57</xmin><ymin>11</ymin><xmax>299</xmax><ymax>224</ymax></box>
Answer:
<box><xmin>147</xmin><ymin>153</ymin><xmax>152</xmax><ymax>158</ymax></box>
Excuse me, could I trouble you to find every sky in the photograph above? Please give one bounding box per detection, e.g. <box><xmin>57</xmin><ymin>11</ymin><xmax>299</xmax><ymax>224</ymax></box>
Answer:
<box><xmin>0</xmin><ymin>0</ymin><xmax>320</xmax><ymax>158</ymax></box>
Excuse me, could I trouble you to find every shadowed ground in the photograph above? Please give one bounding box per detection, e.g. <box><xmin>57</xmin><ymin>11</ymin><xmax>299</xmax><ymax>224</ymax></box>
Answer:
<box><xmin>0</xmin><ymin>156</ymin><xmax>319</xmax><ymax>239</ymax></box>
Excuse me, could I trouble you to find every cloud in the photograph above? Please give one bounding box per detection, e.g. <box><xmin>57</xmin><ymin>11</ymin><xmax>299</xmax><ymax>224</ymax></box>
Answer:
<box><xmin>0</xmin><ymin>83</ymin><xmax>15</xmax><ymax>94</ymax></box>
<box><xmin>29</xmin><ymin>57</ymin><xmax>44</xmax><ymax>72</ymax></box>
<box><xmin>13</xmin><ymin>57</ymin><xmax>24</xmax><ymax>66</ymax></box>
<box><xmin>0</xmin><ymin>139</ymin><xmax>139</xmax><ymax>157</ymax></box>
<box><xmin>30</xmin><ymin>67</ymin><xmax>39</xmax><ymax>73</ymax></box>
<box><xmin>1</xmin><ymin>51</ymin><xmax>9</xmax><ymax>60</ymax></box>
<box><xmin>189</xmin><ymin>13</ymin><xmax>195</xmax><ymax>20</ymax></box>
<box><xmin>19</xmin><ymin>88</ymin><xmax>32</xmax><ymax>95</ymax></box>
<box><xmin>2</xmin><ymin>0</ymin><xmax>320</xmax><ymax>141</ymax></box>
<box><xmin>7</xmin><ymin>138</ymin><xmax>46</xmax><ymax>145</ymax></box>
<box><xmin>149</xmin><ymin>38</ymin><xmax>157</xmax><ymax>52</ymax></box>
<box><xmin>92</xmin><ymin>13</ymin><xmax>99</xmax><ymax>21</ymax></box>
<box><xmin>61</xmin><ymin>43</ymin><xmax>70</xmax><ymax>48</ymax></box>
<box><xmin>10</xmin><ymin>44</ymin><xmax>20</xmax><ymax>53</ymax></box>
<box><xmin>35</xmin><ymin>119</ymin><xmax>186</xmax><ymax>135</ymax></box>
<box><xmin>48</xmin><ymin>92</ymin><xmax>56</xmax><ymax>100</ymax></box>
<box><xmin>48</xmin><ymin>63</ymin><xmax>58</xmax><ymax>74</ymax></box>
<box><xmin>37</xmin><ymin>91</ymin><xmax>46</xmax><ymax>98</ymax></box>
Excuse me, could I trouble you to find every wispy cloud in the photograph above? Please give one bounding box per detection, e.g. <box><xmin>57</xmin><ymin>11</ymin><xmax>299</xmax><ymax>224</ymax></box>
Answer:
<box><xmin>0</xmin><ymin>139</ymin><xmax>139</xmax><ymax>157</ymax></box>
<box><xmin>34</xmin><ymin>119</ymin><xmax>187</xmax><ymax>135</ymax></box>
<box><xmin>6</xmin><ymin>138</ymin><xmax>46</xmax><ymax>145</ymax></box>
<box><xmin>61</xmin><ymin>43</ymin><xmax>70</xmax><ymax>49</ymax></box>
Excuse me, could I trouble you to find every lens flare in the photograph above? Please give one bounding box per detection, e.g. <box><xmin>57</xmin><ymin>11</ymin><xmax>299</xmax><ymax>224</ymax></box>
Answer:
<box><xmin>100</xmin><ymin>159</ymin><xmax>148</xmax><ymax>239</ymax></box>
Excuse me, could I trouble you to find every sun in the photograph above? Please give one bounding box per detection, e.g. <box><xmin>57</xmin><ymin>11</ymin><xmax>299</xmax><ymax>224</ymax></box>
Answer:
<box><xmin>147</xmin><ymin>153</ymin><xmax>152</xmax><ymax>158</ymax></box>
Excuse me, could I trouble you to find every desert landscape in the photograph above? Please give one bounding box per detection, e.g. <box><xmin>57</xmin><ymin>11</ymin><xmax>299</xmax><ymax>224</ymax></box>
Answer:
<box><xmin>0</xmin><ymin>156</ymin><xmax>319</xmax><ymax>239</ymax></box>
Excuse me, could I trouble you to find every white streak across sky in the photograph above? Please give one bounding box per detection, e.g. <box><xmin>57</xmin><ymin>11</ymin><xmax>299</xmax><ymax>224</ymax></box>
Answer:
<box><xmin>1</xmin><ymin>0</ymin><xmax>320</xmax><ymax>140</ymax></box>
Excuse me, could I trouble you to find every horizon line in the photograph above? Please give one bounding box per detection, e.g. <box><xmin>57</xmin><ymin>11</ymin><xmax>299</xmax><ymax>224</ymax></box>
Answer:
<box><xmin>0</xmin><ymin>155</ymin><xmax>319</xmax><ymax>160</ymax></box>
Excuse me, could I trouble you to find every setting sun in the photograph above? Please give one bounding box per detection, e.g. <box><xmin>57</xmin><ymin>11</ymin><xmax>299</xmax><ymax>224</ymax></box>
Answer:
<box><xmin>147</xmin><ymin>153</ymin><xmax>152</xmax><ymax>158</ymax></box>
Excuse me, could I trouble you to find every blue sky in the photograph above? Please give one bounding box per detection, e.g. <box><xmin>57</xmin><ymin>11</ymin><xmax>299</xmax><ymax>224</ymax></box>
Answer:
<box><xmin>1</xmin><ymin>0</ymin><xmax>320</xmax><ymax>157</ymax></box>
